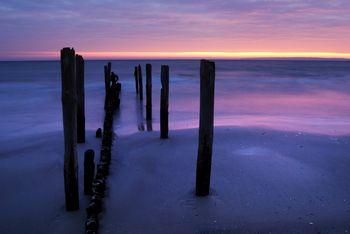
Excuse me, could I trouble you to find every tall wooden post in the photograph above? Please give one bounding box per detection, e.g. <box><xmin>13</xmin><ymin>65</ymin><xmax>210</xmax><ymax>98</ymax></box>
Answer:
<box><xmin>104</xmin><ymin>62</ymin><xmax>111</xmax><ymax>109</ymax></box>
<box><xmin>60</xmin><ymin>47</ymin><xmax>79</xmax><ymax>210</ymax></box>
<box><xmin>137</xmin><ymin>65</ymin><xmax>143</xmax><ymax>100</ymax></box>
<box><xmin>134</xmin><ymin>66</ymin><xmax>139</xmax><ymax>94</ymax></box>
<box><xmin>76</xmin><ymin>54</ymin><xmax>85</xmax><ymax>143</ymax></box>
<box><xmin>104</xmin><ymin>62</ymin><xmax>111</xmax><ymax>95</ymax></box>
<box><xmin>104</xmin><ymin>65</ymin><xmax>108</xmax><ymax>109</ymax></box>
<box><xmin>195</xmin><ymin>59</ymin><xmax>215</xmax><ymax>197</ymax></box>
<box><xmin>160</xmin><ymin>65</ymin><xmax>169</xmax><ymax>139</ymax></box>
<box><xmin>107</xmin><ymin>62</ymin><xmax>111</xmax><ymax>74</ymax></box>
<box><xmin>146</xmin><ymin>64</ymin><xmax>152</xmax><ymax>120</ymax></box>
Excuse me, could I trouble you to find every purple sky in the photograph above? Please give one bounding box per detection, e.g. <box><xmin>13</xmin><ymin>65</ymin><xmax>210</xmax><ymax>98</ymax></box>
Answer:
<box><xmin>0</xmin><ymin>0</ymin><xmax>349</xmax><ymax>59</ymax></box>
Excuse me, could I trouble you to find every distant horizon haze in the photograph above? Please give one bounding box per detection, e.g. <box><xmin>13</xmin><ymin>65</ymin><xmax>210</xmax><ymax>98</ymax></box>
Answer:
<box><xmin>1</xmin><ymin>51</ymin><xmax>350</xmax><ymax>61</ymax></box>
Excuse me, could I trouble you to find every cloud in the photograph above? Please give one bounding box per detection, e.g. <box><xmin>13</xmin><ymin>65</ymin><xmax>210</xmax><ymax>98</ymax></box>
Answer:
<box><xmin>0</xmin><ymin>0</ymin><xmax>349</xmax><ymax>58</ymax></box>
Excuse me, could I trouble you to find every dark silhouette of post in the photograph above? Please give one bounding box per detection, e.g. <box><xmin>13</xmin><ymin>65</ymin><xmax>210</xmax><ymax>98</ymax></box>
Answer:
<box><xmin>195</xmin><ymin>59</ymin><xmax>215</xmax><ymax>197</ymax></box>
<box><xmin>160</xmin><ymin>65</ymin><xmax>169</xmax><ymax>139</ymax></box>
<box><xmin>134</xmin><ymin>66</ymin><xmax>139</xmax><ymax>94</ymax></box>
<box><xmin>76</xmin><ymin>54</ymin><xmax>85</xmax><ymax>143</ymax></box>
<box><xmin>84</xmin><ymin>150</ymin><xmax>95</xmax><ymax>195</ymax></box>
<box><xmin>137</xmin><ymin>65</ymin><xmax>143</xmax><ymax>100</ymax></box>
<box><xmin>104</xmin><ymin>62</ymin><xmax>111</xmax><ymax>94</ymax></box>
<box><xmin>146</xmin><ymin>64</ymin><xmax>152</xmax><ymax>120</ymax></box>
<box><xmin>107</xmin><ymin>62</ymin><xmax>111</xmax><ymax>70</ymax></box>
<box><xmin>96</xmin><ymin>128</ymin><xmax>102</xmax><ymax>138</ymax></box>
<box><xmin>110</xmin><ymin>72</ymin><xmax>120</xmax><ymax>110</ymax></box>
<box><xmin>60</xmin><ymin>47</ymin><xmax>79</xmax><ymax>210</ymax></box>
<box><xmin>104</xmin><ymin>62</ymin><xmax>112</xmax><ymax>109</ymax></box>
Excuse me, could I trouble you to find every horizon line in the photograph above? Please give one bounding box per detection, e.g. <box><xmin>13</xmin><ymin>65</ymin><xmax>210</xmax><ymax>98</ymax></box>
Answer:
<box><xmin>1</xmin><ymin>51</ymin><xmax>350</xmax><ymax>61</ymax></box>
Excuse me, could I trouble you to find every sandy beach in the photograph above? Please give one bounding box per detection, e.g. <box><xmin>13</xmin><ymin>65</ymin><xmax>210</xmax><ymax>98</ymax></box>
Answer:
<box><xmin>1</xmin><ymin>127</ymin><xmax>349</xmax><ymax>233</ymax></box>
<box><xmin>101</xmin><ymin>127</ymin><xmax>350</xmax><ymax>233</ymax></box>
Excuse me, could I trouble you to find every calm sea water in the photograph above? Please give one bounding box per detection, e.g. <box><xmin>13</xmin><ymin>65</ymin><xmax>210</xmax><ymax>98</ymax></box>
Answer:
<box><xmin>0</xmin><ymin>60</ymin><xmax>349</xmax><ymax>142</ymax></box>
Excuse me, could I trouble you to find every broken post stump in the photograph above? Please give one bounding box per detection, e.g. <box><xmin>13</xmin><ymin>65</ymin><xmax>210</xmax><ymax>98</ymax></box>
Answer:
<box><xmin>134</xmin><ymin>66</ymin><xmax>139</xmax><ymax>94</ymax></box>
<box><xmin>96</xmin><ymin>128</ymin><xmax>102</xmax><ymax>138</ymax></box>
<box><xmin>160</xmin><ymin>65</ymin><xmax>169</xmax><ymax>139</ymax></box>
<box><xmin>195</xmin><ymin>59</ymin><xmax>215</xmax><ymax>197</ymax></box>
<box><xmin>60</xmin><ymin>47</ymin><xmax>79</xmax><ymax>210</ymax></box>
<box><xmin>137</xmin><ymin>65</ymin><xmax>143</xmax><ymax>100</ymax></box>
<box><xmin>84</xmin><ymin>150</ymin><xmax>95</xmax><ymax>195</ymax></box>
<box><xmin>76</xmin><ymin>54</ymin><xmax>85</xmax><ymax>143</ymax></box>
<box><xmin>146</xmin><ymin>64</ymin><xmax>152</xmax><ymax>121</ymax></box>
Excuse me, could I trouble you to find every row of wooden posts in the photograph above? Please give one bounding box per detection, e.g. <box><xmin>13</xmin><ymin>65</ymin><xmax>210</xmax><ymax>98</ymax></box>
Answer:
<box><xmin>61</xmin><ymin>52</ymin><xmax>215</xmax><ymax>210</ymax></box>
<box><xmin>132</xmin><ymin>60</ymin><xmax>215</xmax><ymax>196</ymax></box>
<box><xmin>133</xmin><ymin>64</ymin><xmax>169</xmax><ymax>138</ymax></box>
<box><xmin>61</xmin><ymin>47</ymin><xmax>121</xmax><ymax>213</ymax></box>
<box><xmin>85</xmin><ymin>61</ymin><xmax>121</xmax><ymax>233</ymax></box>
<box><xmin>60</xmin><ymin>48</ymin><xmax>84</xmax><ymax>211</ymax></box>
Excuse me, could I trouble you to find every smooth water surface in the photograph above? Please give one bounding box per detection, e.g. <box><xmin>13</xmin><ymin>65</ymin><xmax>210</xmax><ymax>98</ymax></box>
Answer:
<box><xmin>0</xmin><ymin>59</ymin><xmax>349</xmax><ymax>143</ymax></box>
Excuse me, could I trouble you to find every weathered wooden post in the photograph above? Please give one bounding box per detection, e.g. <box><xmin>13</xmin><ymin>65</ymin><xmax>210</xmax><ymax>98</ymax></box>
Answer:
<box><xmin>195</xmin><ymin>59</ymin><xmax>215</xmax><ymax>197</ymax></box>
<box><xmin>104</xmin><ymin>65</ymin><xmax>109</xmax><ymax>109</ymax></box>
<box><xmin>160</xmin><ymin>65</ymin><xmax>169</xmax><ymax>139</ymax></box>
<box><xmin>110</xmin><ymin>72</ymin><xmax>120</xmax><ymax>110</ymax></box>
<box><xmin>104</xmin><ymin>62</ymin><xmax>111</xmax><ymax>94</ymax></box>
<box><xmin>76</xmin><ymin>54</ymin><xmax>85</xmax><ymax>143</ymax></box>
<box><xmin>134</xmin><ymin>66</ymin><xmax>139</xmax><ymax>94</ymax></box>
<box><xmin>107</xmin><ymin>62</ymin><xmax>111</xmax><ymax>77</ymax></box>
<box><xmin>60</xmin><ymin>47</ymin><xmax>79</xmax><ymax>210</ymax></box>
<box><xmin>84</xmin><ymin>150</ymin><xmax>95</xmax><ymax>195</ymax></box>
<box><xmin>104</xmin><ymin>62</ymin><xmax>112</xmax><ymax>109</ymax></box>
<box><xmin>137</xmin><ymin>65</ymin><xmax>143</xmax><ymax>100</ymax></box>
<box><xmin>146</xmin><ymin>64</ymin><xmax>152</xmax><ymax>120</ymax></box>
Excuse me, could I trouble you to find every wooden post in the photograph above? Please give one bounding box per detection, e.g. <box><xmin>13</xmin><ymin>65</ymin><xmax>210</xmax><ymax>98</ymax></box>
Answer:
<box><xmin>137</xmin><ymin>65</ymin><xmax>143</xmax><ymax>100</ymax></box>
<box><xmin>160</xmin><ymin>65</ymin><xmax>169</xmax><ymax>139</ymax></box>
<box><xmin>110</xmin><ymin>72</ymin><xmax>120</xmax><ymax>110</ymax></box>
<box><xmin>146</xmin><ymin>64</ymin><xmax>152</xmax><ymax>120</ymax></box>
<box><xmin>76</xmin><ymin>54</ymin><xmax>85</xmax><ymax>143</ymax></box>
<box><xmin>134</xmin><ymin>66</ymin><xmax>139</xmax><ymax>94</ymax></box>
<box><xmin>84</xmin><ymin>150</ymin><xmax>95</xmax><ymax>195</ymax></box>
<box><xmin>195</xmin><ymin>59</ymin><xmax>215</xmax><ymax>197</ymax></box>
<box><xmin>104</xmin><ymin>62</ymin><xmax>111</xmax><ymax>109</ymax></box>
<box><xmin>60</xmin><ymin>47</ymin><xmax>79</xmax><ymax>210</ymax></box>
<box><xmin>107</xmin><ymin>62</ymin><xmax>111</xmax><ymax>75</ymax></box>
<box><xmin>104</xmin><ymin>65</ymin><xmax>109</xmax><ymax>109</ymax></box>
<box><xmin>96</xmin><ymin>128</ymin><xmax>102</xmax><ymax>138</ymax></box>
<box><xmin>104</xmin><ymin>64</ymin><xmax>111</xmax><ymax>95</ymax></box>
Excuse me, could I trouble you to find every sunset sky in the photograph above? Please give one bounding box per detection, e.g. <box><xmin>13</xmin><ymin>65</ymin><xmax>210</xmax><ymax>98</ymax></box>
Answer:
<box><xmin>0</xmin><ymin>0</ymin><xmax>349</xmax><ymax>60</ymax></box>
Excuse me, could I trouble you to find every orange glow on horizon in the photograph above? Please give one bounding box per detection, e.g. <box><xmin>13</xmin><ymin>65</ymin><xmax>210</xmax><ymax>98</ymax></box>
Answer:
<box><xmin>5</xmin><ymin>51</ymin><xmax>350</xmax><ymax>60</ymax></box>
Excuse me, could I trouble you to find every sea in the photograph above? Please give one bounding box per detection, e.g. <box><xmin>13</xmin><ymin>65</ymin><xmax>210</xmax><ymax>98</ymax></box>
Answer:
<box><xmin>0</xmin><ymin>59</ymin><xmax>350</xmax><ymax>142</ymax></box>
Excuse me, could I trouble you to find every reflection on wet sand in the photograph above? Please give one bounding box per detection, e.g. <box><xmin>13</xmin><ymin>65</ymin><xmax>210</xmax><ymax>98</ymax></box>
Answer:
<box><xmin>135</xmin><ymin>97</ymin><xmax>145</xmax><ymax>131</ymax></box>
<box><xmin>146</xmin><ymin>120</ymin><xmax>153</xmax><ymax>131</ymax></box>
<box><xmin>135</xmin><ymin>97</ymin><xmax>153</xmax><ymax>132</ymax></box>
<box><xmin>171</xmin><ymin>89</ymin><xmax>350</xmax><ymax>136</ymax></box>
